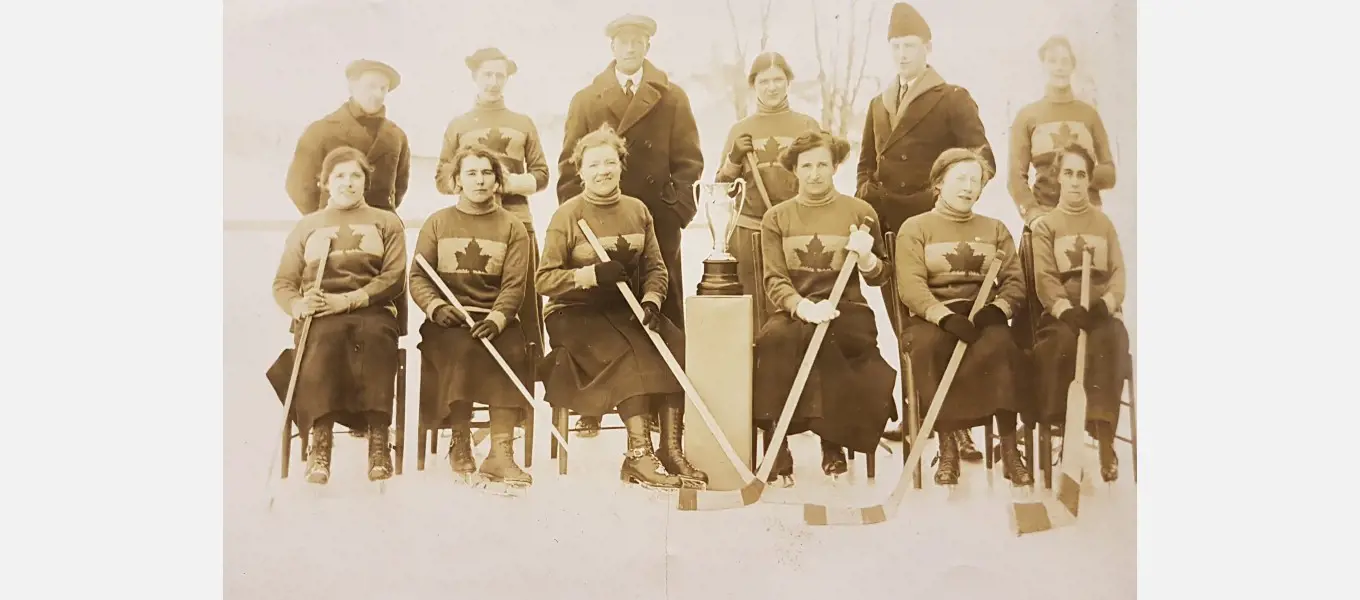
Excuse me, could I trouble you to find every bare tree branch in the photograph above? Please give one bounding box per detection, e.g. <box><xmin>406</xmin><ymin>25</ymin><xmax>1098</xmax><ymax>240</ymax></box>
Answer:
<box><xmin>759</xmin><ymin>0</ymin><xmax>774</xmax><ymax>52</ymax></box>
<box><xmin>725</xmin><ymin>0</ymin><xmax>751</xmax><ymax>119</ymax></box>
<box><xmin>809</xmin><ymin>0</ymin><xmax>832</xmax><ymax>129</ymax></box>
<box><xmin>846</xmin><ymin>1</ymin><xmax>877</xmax><ymax>121</ymax></box>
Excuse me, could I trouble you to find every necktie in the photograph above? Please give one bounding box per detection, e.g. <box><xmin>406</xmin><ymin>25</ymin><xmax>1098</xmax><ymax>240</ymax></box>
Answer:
<box><xmin>624</xmin><ymin>79</ymin><xmax>635</xmax><ymax>98</ymax></box>
<box><xmin>898</xmin><ymin>81</ymin><xmax>909</xmax><ymax>103</ymax></box>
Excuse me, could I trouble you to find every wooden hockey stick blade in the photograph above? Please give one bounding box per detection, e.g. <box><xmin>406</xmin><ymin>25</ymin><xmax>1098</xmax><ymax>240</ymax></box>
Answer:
<box><xmin>675</xmin><ymin>218</ymin><xmax>871</xmax><ymax>511</ymax></box>
<box><xmin>414</xmin><ymin>254</ymin><xmax>571</xmax><ymax>451</ymax></box>
<box><xmin>804</xmin><ymin>251</ymin><xmax>1005</xmax><ymax>526</ymax></box>
<box><xmin>265</xmin><ymin>241</ymin><xmax>331</xmax><ymax>511</ymax></box>
<box><xmin>576</xmin><ymin>220</ymin><xmax>757</xmax><ymax>492</ymax></box>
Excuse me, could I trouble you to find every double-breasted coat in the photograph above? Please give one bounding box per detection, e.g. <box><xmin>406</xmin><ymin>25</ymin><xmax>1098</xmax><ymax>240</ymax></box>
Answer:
<box><xmin>285</xmin><ymin>101</ymin><xmax>412</xmax><ymax>215</ymax></box>
<box><xmin>556</xmin><ymin>60</ymin><xmax>704</xmax><ymax>328</ymax></box>
<box><xmin>855</xmin><ymin>67</ymin><xmax>995</xmax><ymax>235</ymax></box>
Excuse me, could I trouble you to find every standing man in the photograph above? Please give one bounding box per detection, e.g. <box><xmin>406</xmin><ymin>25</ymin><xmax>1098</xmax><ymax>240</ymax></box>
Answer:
<box><xmin>436</xmin><ymin>47</ymin><xmax>550</xmax><ymax>361</ymax></box>
<box><xmin>557</xmin><ymin>14</ymin><xmax>704</xmax><ymax>436</ymax></box>
<box><xmin>857</xmin><ymin>4</ymin><xmax>994</xmax><ymax>457</ymax></box>
<box><xmin>286</xmin><ymin>59</ymin><xmax>412</xmax><ymax>215</ymax></box>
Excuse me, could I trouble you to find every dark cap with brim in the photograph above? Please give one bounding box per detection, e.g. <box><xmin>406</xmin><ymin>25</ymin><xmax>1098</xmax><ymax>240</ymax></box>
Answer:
<box><xmin>465</xmin><ymin>47</ymin><xmax>518</xmax><ymax>76</ymax></box>
<box><xmin>605</xmin><ymin>14</ymin><xmax>657</xmax><ymax>38</ymax></box>
<box><xmin>345</xmin><ymin>59</ymin><xmax>401</xmax><ymax>90</ymax></box>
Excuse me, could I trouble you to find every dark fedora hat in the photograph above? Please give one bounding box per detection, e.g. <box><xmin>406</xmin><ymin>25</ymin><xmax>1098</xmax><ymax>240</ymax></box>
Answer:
<box><xmin>465</xmin><ymin>47</ymin><xmax>518</xmax><ymax>75</ymax></box>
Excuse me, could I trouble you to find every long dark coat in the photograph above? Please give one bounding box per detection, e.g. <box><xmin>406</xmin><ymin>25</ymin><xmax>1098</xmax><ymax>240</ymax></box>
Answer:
<box><xmin>285</xmin><ymin>101</ymin><xmax>412</xmax><ymax>215</ymax></box>
<box><xmin>556</xmin><ymin>60</ymin><xmax>704</xmax><ymax>328</ymax></box>
<box><xmin>855</xmin><ymin>67</ymin><xmax>995</xmax><ymax>235</ymax></box>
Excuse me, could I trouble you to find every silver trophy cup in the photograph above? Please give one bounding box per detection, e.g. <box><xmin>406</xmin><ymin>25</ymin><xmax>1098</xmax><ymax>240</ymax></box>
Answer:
<box><xmin>694</xmin><ymin>180</ymin><xmax>747</xmax><ymax>296</ymax></box>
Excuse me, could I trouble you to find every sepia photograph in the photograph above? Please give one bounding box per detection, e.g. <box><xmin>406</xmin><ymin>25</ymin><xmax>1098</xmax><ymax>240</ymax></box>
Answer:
<box><xmin>222</xmin><ymin>0</ymin><xmax>1138</xmax><ymax>597</ymax></box>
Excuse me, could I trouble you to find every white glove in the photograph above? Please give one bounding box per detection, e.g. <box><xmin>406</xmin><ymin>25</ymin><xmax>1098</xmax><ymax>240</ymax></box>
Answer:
<box><xmin>503</xmin><ymin>173</ymin><xmax>538</xmax><ymax>196</ymax></box>
<box><xmin>845</xmin><ymin>225</ymin><xmax>874</xmax><ymax>256</ymax></box>
<box><xmin>794</xmin><ymin>298</ymin><xmax>839</xmax><ymax>324</ymax></box>
<box><xmin>813</xmin><ymin>299</ymin><xmax>841</xmax><ymax>322</ymax></box>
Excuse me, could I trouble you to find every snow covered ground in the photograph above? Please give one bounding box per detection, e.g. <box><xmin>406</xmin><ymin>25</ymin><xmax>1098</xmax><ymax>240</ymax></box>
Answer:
<box><xmin>224</xmin><ymin>219</ymin><xmax>1137</xmax><ymax>599</ymax></box>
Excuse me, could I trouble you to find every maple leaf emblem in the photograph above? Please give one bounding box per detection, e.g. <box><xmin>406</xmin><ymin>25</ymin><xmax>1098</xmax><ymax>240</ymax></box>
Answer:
<box><xmin>332</xmin><ymin>224</ymin><xmax>365</xmax><ymax>252</ymax></box>
<box><xmin>943</xmin><ymin>242</ymin><xmax>986</xmax><ymax>275</ymax></box>
<box><xmin>607</xmin><ymin>235</ymin><xmax>638</xmax><ymax>266</ymax></box>
<box><xmin>455</xmin><ymin>238</ymin><xmax>493</xmax><ymax>272</ymax></box>
<box><xmin>1049</xmin><ymin>122</ymin><xmax>1078</xmax><ymax>150</ymax></box>
<box><xmin>754</xmin><ymin>136</ymin><xmax>784</xmax><ymax>166</ymax></box>
<box><xmin>479</xmin><ymin>127</ymin><xmax>512</xmax><ymax>154</ymax></box>
<box><xmin>1064</xmin><ymin>235</ymin><xmax>1092</xmax><ymax>269</ymax></box>
<box><xmin>794</xmin><ymin>235</ymin><xmax>835</xmax><ymax>271</ymax></box>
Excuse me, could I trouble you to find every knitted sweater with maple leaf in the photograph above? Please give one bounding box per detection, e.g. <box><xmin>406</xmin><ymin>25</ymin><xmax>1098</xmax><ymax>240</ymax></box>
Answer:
<box><xmin>272</xmin><ymin>203</ymin><xmax>408</xmax><ymax>318</ymax></box>
<box><xmin>1030</xmin><ymin>199</ymin><xmax>1126</xmax><ymax>318</ymax></box>
<box><xmin>408</xmin><ymin>201</ymin><xmax>531</xmax><ymax>331</ymax></box>
<box><xmin>715</xmin><ymin>107</ymin><xmax>821</xmax><ymax>230</ymax></box>
<box><xmin>1007</xmin><ymin>86</ymin><xmax>1116</xmax><ymax>224</ymax></box>
<box><xmin>760</xmin><ymin>191</ymin><xmax>889</xmax><ymax>314</ymax></box>
<box><xmin>894</xmin><ymin>204</ymin><xmax>1025</xmax><ymax>325</ymax></box>
<box><xmin>536</xmin><ymin>189</ymin><xmax>668</xmax><ymax>319</ymax></box>
<box><xmin>435</xmin><ymin>98</ymin><xmax>550</xmax><ymax>228</ymax></box>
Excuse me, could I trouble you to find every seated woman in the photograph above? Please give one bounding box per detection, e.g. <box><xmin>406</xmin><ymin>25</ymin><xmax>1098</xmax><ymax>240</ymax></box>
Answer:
<box><xmin>410</xmin><ymin>145</ymin><xmax>534</xmax><ymax>488</ymax></box>
<box><xmin>896</xmin><ymin>148</ymin><xmax>1033</xmax><ymax>487</ymax></box>
<box><xmin>752</xmin><ymin>129</ymin><xmax>898</xmax><ymax>482</ymax></box>
<box><xmin>536</xmin><ymin>124</ymin><xmax>706</xmax><ymax>490</ymax></box>
<box><xmin>1031</xmin><ymin>144</ymin><xmax>1129</xmax><ymax>482</ymax></box>
<box><xmin>270</xmin><ymin>146</ymin><xmax>407</xmax><ymax>484</ymax></box>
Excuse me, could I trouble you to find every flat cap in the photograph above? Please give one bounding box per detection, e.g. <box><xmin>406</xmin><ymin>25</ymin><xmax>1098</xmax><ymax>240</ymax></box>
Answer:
<box><xmin>605</xmin><ymin>14</ymin><xmax>656</xmax><ymax>38</ymax></box>
<box><xmin>345</xmin><ymin>59</ymin><xmax>401</xmax><ymax>90</ymax></box>
<box><xmin>465</xmin><ymin>47</ymin><xmax>518</xmax><ymax>75</ymax></box>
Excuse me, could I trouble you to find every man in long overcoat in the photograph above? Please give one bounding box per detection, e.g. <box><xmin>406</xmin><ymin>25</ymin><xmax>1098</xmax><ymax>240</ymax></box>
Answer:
<box><xmin>286</xmin><ymin>59</ymin><xmax>412</xmax><ymax>215</ymax></box>
<box><xmin>857</xmin><ymin>4</ymin><xmax>994</xmax><ymax>453</ymax></box>
<box><xmin>556</xmin><ymin>14</ymin><xmax>704</xmax><ymax>436</ymax></box>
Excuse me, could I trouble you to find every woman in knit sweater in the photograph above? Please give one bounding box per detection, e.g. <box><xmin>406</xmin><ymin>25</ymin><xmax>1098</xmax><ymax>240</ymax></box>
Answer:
<box><xmin>270</xmin><ymin>146</ymin><xmax>407</xmax><ymax>484</ymax></box>
<box><xmin>715</xmin><ymin>52</ymin><xmax>821</xmax><ymax>324</ymax></box>
<box><xmin>536</xmin><ymin>125</ymin><xmax>706</xmax><ymax>490</ymax></box>
<box><xmin>411</xmin><ymin>145</ymin><xmax>534</xmax><ymax>487</ymax></box>
<box><xmin>753</xmin><ymin>130</ymin><xmax>898</xmax><ymax>482</ymax></box>
<box><xmin>1031</xmin><ymin>144</ymin><xmax>1129</xmax><ymax>482</ymax></box>
<box><xmin>895</xmin><ymin>148</ymin><xmax>1032</xmax><ymax>486</ymax></box>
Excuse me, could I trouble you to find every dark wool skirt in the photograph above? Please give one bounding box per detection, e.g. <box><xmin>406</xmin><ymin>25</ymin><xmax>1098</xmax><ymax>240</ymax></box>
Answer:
<box><xmin>541</xmin><ymin>305</ymin><xmax>685</xmax><ymax>417</ymax></box>
<box><xmin>732</xmin><ymin>226</ymin><xmax>777</xmax><ymax>327</ymax></box>
<box><xmin>516</xmin><ymin>232</ymin><xmax>545</xmax><ymax>351</ymax></box>
<box><xmin>1033</xmin><ymin>314</ymin><xmax>1130</xmax><ymax>431</ymax></box>
<box><xmin>904</xmin><ymin>309</ymin><xmax>1025</xmax><ymax>432</ymax></box>
<box><xmin>417</xmin><ymin>318</ymin><xmax>530</xmax><ymax>429</ymax></box>
<box><xmin>753</xmin><ymin>305</ymin><xmax>898</xmax><ymax>453</ymax></box>
<box><xmin>266</xmin><ymin>307</ymin><xmax>399</xmax><ymax>434</ymax></box>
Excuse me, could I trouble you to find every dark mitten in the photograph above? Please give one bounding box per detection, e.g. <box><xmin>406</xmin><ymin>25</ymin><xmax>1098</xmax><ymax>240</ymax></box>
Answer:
<box><xmin>470</xmin><ymin>318</ymin><xmax>501</xmax><ymax>340</ymax></box>
<box><xmin>1087</xmin><ymin>300</ymin><xmax>1111</xmax><ymax>324</ymax></box>
<box><xmin>640</xmin><ymin>300</ymin><xmax>663</xmax><ymax>332</ymax></box>
<box><xmin>972</xmin><ymin>304</ymin><xmax>1008</xmax><ymax>329</ymax></box>
<box><xmin>938</xmin><ymin>314</ymin><xmax>981</xmax><ymax>344</ymax></box>
<box><xmin>432</xmin><ymin>305</ymin><xmax>461</xmax><ymax>328</ymax></box>
<box><xmin>728</xmin><ymin>133</ymin><xmax>755</xmax><ymax>164</ymax></box>
<box><xmin>593</xmin><ymin>261</ymin><xmax>627</xmax><ymax>286</ymax></box>
<box><xmin>1059</xmin><ymin>306</ymin><xmax>1089</xmax><ymax>331</ymax></box>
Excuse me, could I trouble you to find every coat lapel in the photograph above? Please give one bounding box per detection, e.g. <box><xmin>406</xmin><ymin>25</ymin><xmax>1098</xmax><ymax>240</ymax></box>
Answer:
<box><xmin>616</xmin><ymin>61</ymin><xmax>667</xmax><ymax>136</ymax></box>
<box><xmin>882</xmin><ymin>67</ymin><xmax>949</xmax><ymax>150</ymax></box>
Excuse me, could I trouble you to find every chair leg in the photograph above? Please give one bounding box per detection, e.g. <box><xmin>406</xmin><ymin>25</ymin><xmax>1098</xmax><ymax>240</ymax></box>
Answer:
<box><xmin>1039</xmin><ymin>422</ymin><xmax>1053</xmax><ymax>489</ymax></box>
<box><xmin>555</xmin><ymin>408</ymin><xmax>568</xmax><ymax>475</ymax></box>
<box><xmin>1126</xmin><ymin>354</ymin><xmax>1138</xmax><ymax>483</ymax></box>
<box><xmin>394</xmin><ymin>349</ymin><xmax>406</xmax><ymax>476</ymax></box>
<box><xmin>1024</xmin><ymin>423</ymin><xmax>1036</xmax><ymax>483</ymax></box>
<box><xmin>282</xmin><ymin>418</ymin><xmax>293</xmax><ymax>479</ymax></box>
<box><xmin>866</xmin><ymin>448</ymin><xmax>876</xmax><ymax>479</ymax></box>
<box><xmin>984</xmin><ymin>422</ymin><xmax>995</xmax><ymax>469</ymax></box>
<box><xmin>523</xmin><ymin>407</ymin><xmax>535</xmax><ymax>469</ymax></box>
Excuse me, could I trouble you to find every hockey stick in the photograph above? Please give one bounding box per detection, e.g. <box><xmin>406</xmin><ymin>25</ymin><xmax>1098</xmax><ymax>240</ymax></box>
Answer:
<box><xmin>1009</xmin><ymin>246</ymin><xmax>1094</xmax><ymax>534</ymax></box>
<box><xmin>413</xmin><ymin>254</ymin><xmax>570</xmax><ymax>451</ymax></box>
<box><xmin>266</xmin><ymin>239</ymin><xmax>331</xmax><ymax>510</ymax></box>
<box><xmin>744</xmin><ymin>153</ymin><xmax>773</xmax><ymax>217</ymax></box>
<box><xmin>678</xmin><ymin>217</ymin><xmax>872</xmax><ymax>511</ymax></box>
<box><xmin>576</xmin><ymin>218</ymin><xmax>755</xmax><ymax>492</ymax></box>
<box><xmin>803</xmin><ymin>250</ymin><xmax>1005</xmax><ymax>526</ymax></box>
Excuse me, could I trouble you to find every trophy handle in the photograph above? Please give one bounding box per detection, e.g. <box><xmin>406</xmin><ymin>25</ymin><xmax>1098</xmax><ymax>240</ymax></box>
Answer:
<box><xmin>732</xmin><ymin>179</ymin><xmax>747</xmax><ymax>221</ymax></box>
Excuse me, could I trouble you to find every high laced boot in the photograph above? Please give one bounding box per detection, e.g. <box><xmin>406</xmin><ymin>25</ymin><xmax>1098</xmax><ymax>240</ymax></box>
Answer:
<box><xmin>1095</xmin><ymin>421</ymin><xmax>1118</xmax><ymax>482</ymax></box>
<box><xmin>576</xmin><ymin>415</ymin><xmax>601</xmax><ymax>438</ymax></box>
<box><xmin>934</xmin><ymin>428</ymin><xmax>961</xmax><ymax>485</ymax></box>
<box><xmin>820</xmin><ymin>440</ymin><xmax>848</xmax><ymax>477</ymax></box>
<box><xmin>620</xmin><ymin>415</ymin><xmax>697</xmax><ymax>489</ymax></box>
<box><xmin>656</xmin><ymin>403</ymin><xmax>707</xmax><ymax>486</ymax></box>
<box><xmin>998</xmin><ymin>432</ymin><xmax>1033</xmax><ymax>486</ymax></box>
<box><xmin>761</xmin><ymin>428</ymin><xmax>794</xmax><ymax>485</ymax></box>
<box><xmin>957</xmin><ymin>429</ymin><xmax>983</xmax><ymax>462</ymax></box>
<box><xmin>367</xmin><ymin>419</ymin><xmax>394</xmax><ymax>481</ymax></box>
<box><xmin>447</xmin><ymin>421</ymin><xmax>477</xmax><ymax>477</ymax></box>
<box><xmin>306</xmin><ymin>421</ymin><xmax>334</xmax><ymax>484</ymax></box>
<box><xmin>479</xmin><ymin>433</ymin><xmax>532</xmax><ymax>486</ymax></box>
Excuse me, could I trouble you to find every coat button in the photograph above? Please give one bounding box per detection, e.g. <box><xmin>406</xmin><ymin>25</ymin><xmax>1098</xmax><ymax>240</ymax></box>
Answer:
<box><xmin>899</xmin><ymin>154</ymin><xmax>908</xmax><ymax>160</ymax></box>
<box><xmin>644</xmin><ymin>141</ymin><xmax>653</xmax><ymax>149</ymax></box>
<box><xmin>898</xmin><ymin>182</ymin><xmax>906</xmax><ymax>189</ymax></box>
<box><xmin>646</xmin><ymin>176</ymin><xmax>655</xmax><ymax>184</ymax></box>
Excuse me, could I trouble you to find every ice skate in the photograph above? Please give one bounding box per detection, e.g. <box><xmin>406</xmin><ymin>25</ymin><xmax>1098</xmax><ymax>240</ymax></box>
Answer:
<box><xmin>305</xmin><ymin>422</ymin><xmax>334</xmax><ymax>485</ymax></box>
<box><xmin>761</xmin><ymin>429</ymin><xmax>795</xmax><ymax>487</ymax></box>
<box><xmin>367</xmin><ymin>420</ymin><xmax>394</xmax><ymax>482</ymax></box>
<box><xmin>820</xmin><ymin>441</ymin><xmax>848</xmax><ymax>478</ymax></box>
<box><xmin>575</xmin><ymin>415</ymin><xmax>601</xmax><ymax>438</ymax></box>
<box><xmin>998</xmin><ymin>432</ymin><xmax>1033</xmax><ymax>487</ymax></box>
<box><xmin>957</xmin><ymin>429</ymin><xmax>983</xmax><ymax>462</ymax></box>
<box><xmin>619</xmin><ymin>415</ymin><xmax>704</xmax><ymax>490</ymax></box>
<box><xmin>1096</xmin><ymin>422</ymin><xmax>1118</xmax><ymax>482</ymax></box>
<box><xmin>447</xmin><ymin>424</ymin><xmax>477</xmax><ymax>482</ymax></box>
<box><xmin>934</xmin><ymin>429</ymin><xmax>960</xmax><ymax>486</ymax></box>
<box><xmin>655</xmin><ymin>404</ymin><xmax>708</xmax><ymax>486</ymax></box>
<box><xmin>475</xmin><ymin>433</ymin><xmax>531</xmax><ymax>497</ymax></box>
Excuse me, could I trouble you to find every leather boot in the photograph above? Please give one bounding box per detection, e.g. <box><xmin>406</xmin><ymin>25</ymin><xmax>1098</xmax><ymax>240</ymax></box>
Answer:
<box><xmin>620</xmin><ymin>415</ymin><xmax>699</xmax><ymax>489</ymax></box>
<box><xmin>957</xmin><ymin>429</ymin><xmax>983</xmax><ymax>462</ymax></box>
<box><xmin>934</xmin><ymin>428</ymin><xmax>960</xmax><ymax>485</ymax></box>
<box><xmin>820</xmin><ymin>440</ymin><xmax>848</xmax><ymax>477</ymax></box>
<box><xmin>367</xmin><ymin>419</ymin><xmax>394</xmax><ymax>481</ymax></box>
<box><xmin>448</xmin><ymin>422</ymin><xmax>476</xmax><ymax>477</ymax></box>
<box><xmin>306</xmin><ymin>420</ymin><xmax>334</xmax><ymax>484</ymax></box>
<box><xmin>998</xmin><ymin>432</ymin><xmax>1033</xmax><ymax>486</ymax></box>
<box><xmin>1095</xmin><ymin>421</ymin><xmax>1118</xmax><ymax>482</ymax></box>
<box><xmin>656</xmin><ymin>403</ymin><xmax>707</xmax><ymax>485</ymax></box>
<box><xmin>575</xmin><ymin>415</ymin><xmax>601</xmax><ymax>438</ymax></box>
<box><xmin>760</xmin><ymin>427</ymin><xmax>794</xmax><ymax>484</ymax></box>
<box><xmin>479</xmin><ymin>433</ymin><xmax>532</xmax><ymax>486</ymax></box>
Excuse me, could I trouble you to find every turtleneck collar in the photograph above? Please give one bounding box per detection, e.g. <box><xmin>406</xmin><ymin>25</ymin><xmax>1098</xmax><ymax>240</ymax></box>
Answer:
<box><xmin>583</xmin><ymin>186</ymin><xmax>621</xmax><ymax>206</ymax></box>
<box><xmin>456</xmin><ymin>195</ymin><xmax>498</xmax><ymax>215</ymax></box>
<box><xmin>1044</xmin><ymin>84</ymin><xmax>1076</xmax><ymax>103</ymax></box>
<box><xmin>932</xmin><ymin>198</ymin><xmax>974</xmax><ymax>222</ymax></box>
<box><xmin>795</xmin><ymin>188</ymin><xmax>837</xmax><ymax>207</ymax></box>
<box><xmin>474</xmin><ymin>94</ymin><xmax>506</xmax><ymax>111</ymax></box>
<box><xmin>1058</xmin><ymin>194</ymin><xmax>1091</xmax><ymax>215</ymax></box>
<box><xmin>755</xmin><ymin>95</ymin><xmax>790</xmax><ymax>114</ymax></box>
<box><xmin>327</xmin><ymin>196</ymin><xmax>366</xmax><ymax>212</ymax></box>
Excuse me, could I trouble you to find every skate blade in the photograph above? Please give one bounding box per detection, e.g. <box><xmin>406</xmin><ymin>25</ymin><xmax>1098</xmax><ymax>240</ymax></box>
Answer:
<box><xmin>767</xmin><ymin>475</ymin><xmax>795</xmax><ymax>488</ymax></box>
<box><xmin>472</xmin><ymin>477</ymin><xmax>530</xmax><ymax>497</ymax></box>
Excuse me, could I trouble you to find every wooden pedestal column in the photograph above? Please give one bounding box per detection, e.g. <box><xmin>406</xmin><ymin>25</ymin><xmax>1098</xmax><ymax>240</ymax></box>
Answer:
<box><xmin>682</xmin><ymin>295</ymin><xmax>754</xmax><ymax>491</ymax></box>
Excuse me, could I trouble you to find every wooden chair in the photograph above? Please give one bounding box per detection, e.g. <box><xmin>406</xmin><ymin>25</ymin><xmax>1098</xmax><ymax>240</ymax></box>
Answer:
<box><xmin>883</xmin><ymin>231</ymin><xmax>921</xmax><ymax>488</ymax></box>
<box><xmin>282</xmin><ymin>348</ymin><xmax>407</xmax><ymax>478</ymax></box>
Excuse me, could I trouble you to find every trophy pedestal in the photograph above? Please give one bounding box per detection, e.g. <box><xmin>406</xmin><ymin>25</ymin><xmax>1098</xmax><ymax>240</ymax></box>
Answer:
<box><xmin>697</xmin><ymin>257</ymin><xmax>743</xmax><ymax>297</ymax></box>
<box><xmin>682</xmin><ymin>295</ymin><xmax>754</xmax><ymax>491</ymax></box>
